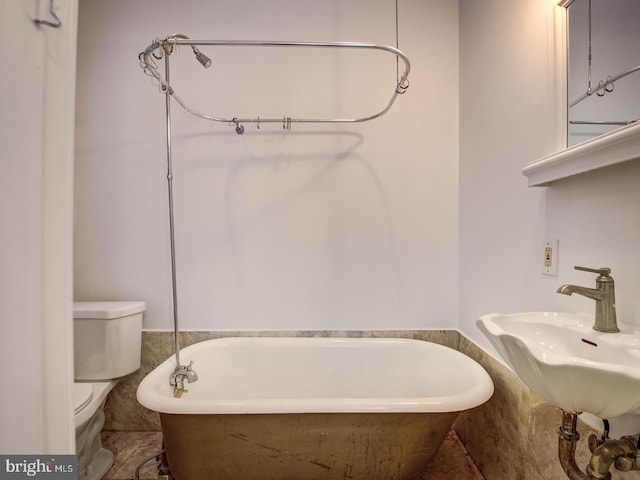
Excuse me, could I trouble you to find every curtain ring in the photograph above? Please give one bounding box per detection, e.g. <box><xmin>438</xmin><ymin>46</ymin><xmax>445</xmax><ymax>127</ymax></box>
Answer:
<box><xmin>229</xmin><ymin>118</ymin><xmax>244</xmax><ymax>135</ymax></box>
<box><xmin>605</xmin><ymin>76</ymin><xmax>614</xmax><ymax>93</ymax></box>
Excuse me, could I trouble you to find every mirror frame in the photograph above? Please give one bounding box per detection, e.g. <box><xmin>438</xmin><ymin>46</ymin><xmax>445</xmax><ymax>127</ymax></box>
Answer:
<box><xmin>522</xmin><ymin>3</ymin><xmax>640</xmax><ymax>186</ymax></box>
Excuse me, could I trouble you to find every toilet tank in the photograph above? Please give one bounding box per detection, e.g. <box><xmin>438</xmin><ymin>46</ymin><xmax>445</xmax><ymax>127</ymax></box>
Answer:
<box><xmin>73</xmin><ymin>301</ymin><xmax>145</xmax><ymax>381</ymax></box>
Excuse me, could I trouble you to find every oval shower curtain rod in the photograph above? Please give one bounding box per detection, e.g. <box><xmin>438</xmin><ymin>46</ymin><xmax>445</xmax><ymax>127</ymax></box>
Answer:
<box><xmin>139</xmin><ymin>34</ymin><xmax>411</xmax><ymax>133</ymax></box>
<box><xmin>140</xmin><ymin>33</ymin><xmax>411</xmax><ymax>391</ymax></box>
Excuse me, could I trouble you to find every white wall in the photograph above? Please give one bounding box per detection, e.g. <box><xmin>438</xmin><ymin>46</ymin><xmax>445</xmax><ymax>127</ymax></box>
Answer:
<box><xmin>74</xmin><ymin>0</ymin><xmax>640</xmax><ymax>353</ymax></box>
<box><xmin>459</xmin><ymin>0</ymin><xmax>640</xmax><ymax>356</ymax></box>
<box><xmin>0</xmin><ymin>0</ymin><xmax>77</xmax><ymax>453</ymax></box>
<box><xmin>74</xmin><ymin>0</ymin><xmax>460</xmax><ymax>331</ymax></box>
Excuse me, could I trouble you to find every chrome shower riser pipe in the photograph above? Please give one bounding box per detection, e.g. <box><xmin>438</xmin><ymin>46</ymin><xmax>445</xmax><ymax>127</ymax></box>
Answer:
<box><xmin>164</xmin><ymin>54</ymin><xmax>181</xmax><ymax>371</ymax></box>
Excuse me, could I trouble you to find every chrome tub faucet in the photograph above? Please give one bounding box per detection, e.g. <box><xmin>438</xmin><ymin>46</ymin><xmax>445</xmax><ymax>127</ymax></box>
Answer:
<box><xmin>170</xmin><ymin>360</ymin><xmax>199</xmax><ymax>398</ymax></box>
<box><xmin>557</xmin><ymin>266</ymin><xmax>618</xmax><ymax>333</ymax></box>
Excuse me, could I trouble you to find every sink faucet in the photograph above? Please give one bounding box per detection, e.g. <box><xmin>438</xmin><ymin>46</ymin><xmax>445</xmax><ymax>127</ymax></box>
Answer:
<box><xmin>557</xmin><ymin>266</ymin><xmax>618</xmax><ymax>333</ymax></box>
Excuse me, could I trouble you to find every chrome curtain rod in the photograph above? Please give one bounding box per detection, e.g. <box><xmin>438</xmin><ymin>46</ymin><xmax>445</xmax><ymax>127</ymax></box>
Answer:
<box><xmin>570</xmin><ymin>119</ymin><xmax>638</xmax><ymax>126</ymax></box>
<box><xmin>139</xmin><ymin>34</ymin><xmax>411</xmax><ymax>133</ymax></box>
<box><xmin>570</xmin><ymin>64</ymin><xmax>640</xmax><ymax>108</ymax></box>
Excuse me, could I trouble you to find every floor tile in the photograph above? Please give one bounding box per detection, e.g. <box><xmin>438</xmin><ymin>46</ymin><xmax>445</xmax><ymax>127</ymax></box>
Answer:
<box><xmin>424</xmin><ymin>430</ymin><xmax>485</xmax><ymax>479</ymax></box>
<box><xmin>102</xmin><ymin>431</ymin><xmax>163</xmax><ymax>480</ymax></box>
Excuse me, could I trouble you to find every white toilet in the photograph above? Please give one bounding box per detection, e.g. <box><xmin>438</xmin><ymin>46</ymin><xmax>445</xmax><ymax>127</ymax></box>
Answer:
<box><xmin>73</xmin><ymin>301</ymin><xmax>145</xmax><ymax>480</ymax></box>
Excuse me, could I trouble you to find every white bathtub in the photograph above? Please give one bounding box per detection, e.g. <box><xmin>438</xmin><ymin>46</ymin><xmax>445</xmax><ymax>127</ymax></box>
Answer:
<box><xmin>137</xmin><ymin>337</ymin><xmax>493</xmax><ymax>480</ymax></box>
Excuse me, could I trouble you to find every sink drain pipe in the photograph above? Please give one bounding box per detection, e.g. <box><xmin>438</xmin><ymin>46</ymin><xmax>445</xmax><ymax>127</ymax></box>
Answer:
<box><xmin>559</xmin><ymin>410</ymin><xmax>639</xmax><ymax>480</ymax></box>
<box><xmin>559</xmin><ymin>410</ymin><xmax>590</xmax><ymax>480</ymax></box>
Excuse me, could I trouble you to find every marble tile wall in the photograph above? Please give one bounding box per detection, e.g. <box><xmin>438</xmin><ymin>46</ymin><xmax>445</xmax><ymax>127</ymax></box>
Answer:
<box><xmin>105</xmin><ymin>330</ymin><xmax>640</xmax><ymax>480</ymax></box>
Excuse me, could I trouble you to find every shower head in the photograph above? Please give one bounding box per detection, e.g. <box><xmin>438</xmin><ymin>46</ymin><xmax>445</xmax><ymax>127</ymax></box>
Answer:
<box><xmin>191</xmin><ymin>47</ymin><xmax>212</xmax><ymax>68</ymax></box>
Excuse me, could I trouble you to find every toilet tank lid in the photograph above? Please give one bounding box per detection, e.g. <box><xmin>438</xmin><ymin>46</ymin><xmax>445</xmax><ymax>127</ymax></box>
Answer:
<box><xmin>73</xmin><ymin>301</ymin><xmax>146</xmax><ymax>319</ymax></box>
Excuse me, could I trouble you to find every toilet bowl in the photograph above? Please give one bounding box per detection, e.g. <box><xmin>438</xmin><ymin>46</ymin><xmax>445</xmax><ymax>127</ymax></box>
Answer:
<box><xmin>74</xmin><ymin>381</ymin><xmax>116</xmax><ymax>480</ymax></box>
<box><xmin>73</xmin><ymin>301</ymin><xmax>145</xmax><ymax>480</ymax></box>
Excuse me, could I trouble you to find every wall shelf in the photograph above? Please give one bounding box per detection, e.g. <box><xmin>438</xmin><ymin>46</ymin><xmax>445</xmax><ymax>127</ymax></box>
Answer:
<box><xmin>522</xmin><ymin>122</ymin><xmax>640</xmax><ymax>186</ymax></box>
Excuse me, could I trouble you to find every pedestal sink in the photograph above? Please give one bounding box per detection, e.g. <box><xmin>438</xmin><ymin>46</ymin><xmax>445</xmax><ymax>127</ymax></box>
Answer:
<box><xmin>477</xmin><ymin>312</ymin><xmax>640</xmax><ymax>420</ymax></box>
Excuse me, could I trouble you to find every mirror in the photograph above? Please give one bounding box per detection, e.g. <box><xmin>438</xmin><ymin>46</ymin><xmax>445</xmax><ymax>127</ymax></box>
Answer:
<box><xmin>567</xmin><ymin>0</ymin><xmax>640</xmax><ymax>147</ymax></box>
<box><xmin>522</xmin><ymin>1</ymin><xmax>640</xmax><ymax>186</ymax></box>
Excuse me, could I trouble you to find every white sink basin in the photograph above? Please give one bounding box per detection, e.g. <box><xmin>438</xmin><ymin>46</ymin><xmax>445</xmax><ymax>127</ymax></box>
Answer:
<box><xmin>477</xmin><ymin>312</ymin><xmax>640</xmax><ymax>419</ymax></box>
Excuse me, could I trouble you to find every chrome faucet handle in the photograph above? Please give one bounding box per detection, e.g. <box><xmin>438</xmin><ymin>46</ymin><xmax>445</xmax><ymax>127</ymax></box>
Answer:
<box><xmin>169</xmin><ymin>360</ymin><xmax>199</xmax><ymax>386</ymax></box>
<box><xmin>574</xmin><ymin>266</ymin><xmax>612</xmax><ymax>277</ymax></box>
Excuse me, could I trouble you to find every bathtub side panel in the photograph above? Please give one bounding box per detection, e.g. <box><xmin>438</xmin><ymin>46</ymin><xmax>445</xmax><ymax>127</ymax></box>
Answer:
<box><xmin>160</xmin><ymin>412</ymin><xmax>458</xmax><ymax>480</ymax></box>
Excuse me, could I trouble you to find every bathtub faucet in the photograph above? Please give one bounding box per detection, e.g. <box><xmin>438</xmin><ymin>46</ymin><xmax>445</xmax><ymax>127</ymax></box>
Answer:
<box><xmin>170</xmin><ymin>361</ymin><xmax>198</xmax><ymax>398</ymax></box>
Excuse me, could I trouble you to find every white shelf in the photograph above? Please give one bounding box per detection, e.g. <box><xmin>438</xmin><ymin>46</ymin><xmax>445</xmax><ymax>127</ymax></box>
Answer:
<box><xmin>522</xmin><ymin>122</ymin><xmax>640</xmax><ymax>186</ymax></box>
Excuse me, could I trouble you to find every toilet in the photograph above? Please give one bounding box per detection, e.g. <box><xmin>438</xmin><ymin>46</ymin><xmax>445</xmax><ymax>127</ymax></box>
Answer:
<box><xmin>73</xmin><ymin>301</ymin><xmax>145</xmax><ymax>480</ymax></box>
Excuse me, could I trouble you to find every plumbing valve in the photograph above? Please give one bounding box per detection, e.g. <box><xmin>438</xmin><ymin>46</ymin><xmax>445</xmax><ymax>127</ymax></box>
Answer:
<box><xmin>169</xmin><ymin>360</ymin><xmax>199</xmax><ymax>398</ymax></box>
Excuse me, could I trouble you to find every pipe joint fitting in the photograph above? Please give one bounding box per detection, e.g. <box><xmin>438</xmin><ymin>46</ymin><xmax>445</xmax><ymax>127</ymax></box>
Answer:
<box><xmin>614</xmin><ymin>455</ymin><xmax>637</xmax><ymax>472</ymax></box>
<box><xmin>587</xmin><ymin>436</ymin><xmax>637</xmax><ymax>479</ymax></box>
<box><xmin>559</xmin><ymin>426</ymin><xmax>581</xmax><ymax>442</ymax></box>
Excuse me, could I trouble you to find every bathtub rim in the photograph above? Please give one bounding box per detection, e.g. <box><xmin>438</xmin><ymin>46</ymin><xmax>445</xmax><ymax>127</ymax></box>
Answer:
<box><xmin>137</xmin><ymin>336</ymin><xmax>494</xmax><ymax>415</ymax></box>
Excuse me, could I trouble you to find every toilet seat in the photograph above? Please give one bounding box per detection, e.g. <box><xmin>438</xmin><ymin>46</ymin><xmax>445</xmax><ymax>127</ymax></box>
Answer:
<box><xmin>73</xmin><ymin>382</ymin><xmax>93</xmax><ymax>415</ymax></box>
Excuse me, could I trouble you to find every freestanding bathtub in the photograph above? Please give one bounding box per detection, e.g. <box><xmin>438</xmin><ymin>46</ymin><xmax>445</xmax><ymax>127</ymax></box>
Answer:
<box><xmin>137</xmin><ymin>337</ymin><xmax>493</xmax><ymax>480</ymax></box>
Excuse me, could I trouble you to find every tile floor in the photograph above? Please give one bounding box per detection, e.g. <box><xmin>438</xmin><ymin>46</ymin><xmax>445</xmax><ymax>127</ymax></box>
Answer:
<box><xmin>101</xmin><ymin>429</ymin><xmax>484</xmax><ymax>480</ymax></box>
